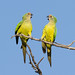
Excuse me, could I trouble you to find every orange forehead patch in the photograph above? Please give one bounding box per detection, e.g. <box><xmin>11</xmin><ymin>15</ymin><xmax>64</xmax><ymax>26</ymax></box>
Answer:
<box><xmin>49</xmin><ymin>15</ymin><xmax>52</xmax><ymax>17</ymax></box>
<box><xmin>28</xmin><ymin>12</ymin><xmax>31</xmax><ymax>15</ymax></box>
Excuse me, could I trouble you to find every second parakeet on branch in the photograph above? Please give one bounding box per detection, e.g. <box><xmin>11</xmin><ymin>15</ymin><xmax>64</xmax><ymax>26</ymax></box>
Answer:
<box><xmin>41</xmin><ymin>14</ymin><xmax>57</xmax><ymax>67</ymax></box>
<box><xmin>15</xmin><ymin>12</ymin><xmax>33</xmax><ymax>63</ymax></box>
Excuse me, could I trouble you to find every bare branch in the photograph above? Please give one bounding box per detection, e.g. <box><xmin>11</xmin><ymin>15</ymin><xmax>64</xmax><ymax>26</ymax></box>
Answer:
<box><xmin>26</xmin><ymin>43</ymin><xmax>43</xmax><ymax>75</ymax></box>
<box><xmin>67</xmin><ymin>41</ymin><xmax>75</xmax><ymax>47</ymax></box>
<box><xmin>11</xmin><ymin>34</ymin><xmax>75</xmax><ymax>75</ymax></box>
<box><xmin>26</xmin><ymin>50</ymin><xmax>37</xmax><ymax>71</ymax></box>
<box><xmin>37</xmin><ymin>57</ymin><xmax>44</xmax><ymax>65</ymax></box>
<box><xmin>11</xmin><ymin>34</ymin><xmax>75</xmax><ymax>50</ymax></box>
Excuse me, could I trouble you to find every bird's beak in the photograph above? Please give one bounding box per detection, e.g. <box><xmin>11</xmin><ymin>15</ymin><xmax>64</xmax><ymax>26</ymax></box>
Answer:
<box><xmin>31</xmin><ymin>14</ymin><xmax>33</xmax><ymax>18</ymax></box>
<box><xmin>31</xmin><ymin>14</ymin><xmax>33</xmax><ymax>16</ymax></box>
<box><xmin>47</xmin><ymin>16</ymin><xmax>49</xmax><ymax>20</ymax></box>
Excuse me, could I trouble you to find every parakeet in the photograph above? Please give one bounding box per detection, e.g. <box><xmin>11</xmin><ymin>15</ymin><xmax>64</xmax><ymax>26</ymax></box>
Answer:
<box><xmin>41</xmin><ymin>14</ymin><xmax>57</xmax><ymax>67</ymax></box>
<box><xmin>15</xmin><ymin>12</ymin><xmax>33</xmax><ymax>63</ymax></box>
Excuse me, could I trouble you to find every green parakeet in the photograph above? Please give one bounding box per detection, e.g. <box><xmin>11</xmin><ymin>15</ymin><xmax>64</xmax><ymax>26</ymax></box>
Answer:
<box><xmin>15</xmin><ymin>12</ymin><xmax>33</xmax><ymax>63</ymax></box>
<box><xmin>41</xmin><ymin>14</ymin><xmax>57</xmax><ymax>67</ymax></box>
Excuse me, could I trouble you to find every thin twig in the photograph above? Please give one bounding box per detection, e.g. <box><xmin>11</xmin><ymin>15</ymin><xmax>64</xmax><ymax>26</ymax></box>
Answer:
<box><xmin>26</xmin><ymin>43</ymin><xmax>37</xmax><ymax>64</ymax></box>
<box><xmin>26</xmin><ymin>50</ymin><xmax>37</xmax><ymax>71</ymax></box>
<box><xmin>26</xmin><ymin>43</ymin><xmax>43</xmax><ymax>75</ymax></box>
<box><xmin>67</xmin><ymin>41</ymin><xmax>75</xmax><ymax>47</ymax></box>
<box><xmin>11</xmin><ymin>34</ymin><xmax>75</xmax><ymax>50</ymax></box>
<box><xmin>37</xmin><ymin>57</ymin><xmax>44</xmax><ymax>65</ymax></box>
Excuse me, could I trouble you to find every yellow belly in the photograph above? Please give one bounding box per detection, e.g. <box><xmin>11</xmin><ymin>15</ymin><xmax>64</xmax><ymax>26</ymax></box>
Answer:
<box><xmin>46</xmin><ymin>25</ymin><xmax>55</xmax><ymax>42</ymax></box>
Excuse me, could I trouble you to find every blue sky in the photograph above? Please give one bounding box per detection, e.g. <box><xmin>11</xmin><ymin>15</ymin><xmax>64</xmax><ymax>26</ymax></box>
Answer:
<box><xmin>0</xmin><ymin>0</ymin><xmax>75</xmax><ymax>75</ymax></box>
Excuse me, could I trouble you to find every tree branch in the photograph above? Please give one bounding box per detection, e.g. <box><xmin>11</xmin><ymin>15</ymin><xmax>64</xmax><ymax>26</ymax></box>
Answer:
<box><xmin>26</xmin><ymin>43</ymin><xmax>43</xmax><ymax>75</ymax></box>
<box><xmin>26</xmin><ymin>50</ymin><xmax>38</xmax><ymax>71</ymax></box>
<box><xmin>11</xmin><ymin>34</ymin><xmax>75</xmax><ymax>50</ymax></box>
<box><xmin>37</xmin><ymin>57</ymin><xmax>44</xmax><ymax>65</ymax></box>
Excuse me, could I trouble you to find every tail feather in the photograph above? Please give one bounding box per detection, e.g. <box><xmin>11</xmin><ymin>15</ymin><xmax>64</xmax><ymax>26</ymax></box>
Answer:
<box><xmin>15</xmin><ymin>36</ymin><xmax>19</xmax><ymax>44</ymax></box>
<box><xmin>42</xmin><ymin>42</ymin><xmax>46</xmax><ymax>53</ymax></box>
<box><xmin>47</xmin><ymin>46</ymin><xmax>51</xmax><ymax>67</ymax></box>
<box><xmin>22</xmin><ymin>44</ymin><xmax>26</xmax><ymax>63</ymax></box>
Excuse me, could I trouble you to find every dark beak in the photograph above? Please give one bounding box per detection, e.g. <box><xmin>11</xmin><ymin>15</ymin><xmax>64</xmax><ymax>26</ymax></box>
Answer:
<box><xmin>31</xmin><ymin>14</ymin><xmax>33</xmax><ymax>18</ymax></box>
<box><xmin>47</xmin><ymin>16</ymin><xmax>49</xmax><ymax>20</ymax></box>
<box><xmin>31</xmin><ymin>14</ymin><xmax>33</xmax><ymax>16</ymax></box>
<box><xmin>47</xmin><ymin>16</ymin><xmax>49</xmax><ymax>18</ymax></box>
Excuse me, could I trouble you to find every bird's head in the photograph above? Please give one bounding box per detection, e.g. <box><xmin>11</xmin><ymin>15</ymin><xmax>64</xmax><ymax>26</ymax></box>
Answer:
<box><xmin>47</xmin><ymin>15</ymin><xmax>57</xmax><ymax>23</ymax></box>
<box><xmin>22</xmin><ymin>12</ymin><xmax>33</xmax><ymax>20</ymax></box>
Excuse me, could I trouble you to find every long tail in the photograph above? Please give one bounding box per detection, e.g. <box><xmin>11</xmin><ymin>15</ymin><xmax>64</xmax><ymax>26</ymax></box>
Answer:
<box><xmin>47</xmin><ymin>46</ymin><xmax>51</xmax><ymax>67</ymax></box>
<box><xmin>22</xmin><ymin>44</ymin><xmax>26</xmax><ymax>63</ymax></box>
<box><xmin>42</xmin><ymin>42</ymin><xmax>46</xmax><ymax>53</ymax></box>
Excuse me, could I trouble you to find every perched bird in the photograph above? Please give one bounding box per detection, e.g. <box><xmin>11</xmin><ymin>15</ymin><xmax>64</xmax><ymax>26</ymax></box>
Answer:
<box><xmin>15</xmin><ymin>12</ymin><xmax>33</xmax><ymax>63</ymax></box>
<box><xmin>41</xmin><ymin>15</ymin><xmax>57</xmax><ymax>67</ymax></box>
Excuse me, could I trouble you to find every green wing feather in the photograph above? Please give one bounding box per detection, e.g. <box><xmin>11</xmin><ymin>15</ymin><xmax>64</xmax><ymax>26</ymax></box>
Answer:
<box><xmin>15</xmin><ymin>20</ymin><xmax>23</xmax><ymax>44</ymax></box>
<box><xmin>15</xmin><ymin>20</ymin><xmax>23</xmax><ymax>34</ymax></box>
<box><xmin>53</xmin><ymin>27</ymin><xmax>57</xmax><ymax>42</ymax></box>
